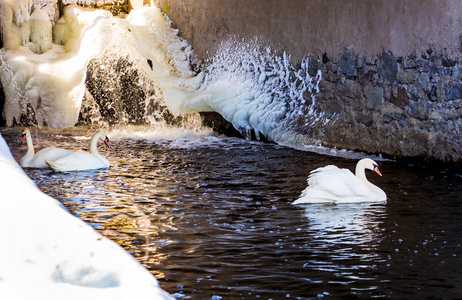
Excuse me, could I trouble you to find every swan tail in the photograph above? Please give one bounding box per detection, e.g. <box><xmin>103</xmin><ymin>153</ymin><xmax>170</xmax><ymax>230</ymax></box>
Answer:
<box><xmin>45</xmin><ymin>159</ymin><xmax>59</xmax><ymax>171</ymax></box>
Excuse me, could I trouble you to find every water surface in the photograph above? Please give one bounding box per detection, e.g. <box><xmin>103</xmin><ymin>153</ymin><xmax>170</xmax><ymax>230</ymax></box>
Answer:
<box><xmin>2</xmin><ymin>126</ymin><xmax>461</xmax><ymax>299</ymax></box>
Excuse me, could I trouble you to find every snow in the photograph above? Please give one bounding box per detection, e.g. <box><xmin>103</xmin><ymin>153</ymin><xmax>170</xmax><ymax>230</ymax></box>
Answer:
<box><xmin>0</xmin><ymin>134</ymin><xmax>173</xmax><ymax>299</ymax></box>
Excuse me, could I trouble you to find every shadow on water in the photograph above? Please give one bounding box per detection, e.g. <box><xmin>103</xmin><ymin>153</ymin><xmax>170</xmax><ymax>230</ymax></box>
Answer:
<box><xmin>1</xmin><ymin>126</ymin><xmax>462</xmax><ymax>299</ymax></box>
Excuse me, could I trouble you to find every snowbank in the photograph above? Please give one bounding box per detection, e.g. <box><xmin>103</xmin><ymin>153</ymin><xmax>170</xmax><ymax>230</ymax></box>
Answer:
<box><xmin>0</xmin><ymin>134</ymin><xmax>173</xmax><ymax>299</ymax></box>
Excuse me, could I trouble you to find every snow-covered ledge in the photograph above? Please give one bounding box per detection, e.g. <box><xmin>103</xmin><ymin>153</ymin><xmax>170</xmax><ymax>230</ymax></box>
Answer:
<box><xmin>0</xmin><ymin>134</ymin><xmax>173</xmax><ymax>299</ymax></box>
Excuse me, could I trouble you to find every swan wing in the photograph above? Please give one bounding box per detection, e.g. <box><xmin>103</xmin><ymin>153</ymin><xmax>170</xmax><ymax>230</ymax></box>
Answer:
<box><xmin>293</xmin><ymin>165</ymin><xmax>377</xmax><ymax>204</ymax></box>
<box><xmin>35</xmin><ymin>147</ymin><xmax>72</xmax><ymax>161</ymax></box>
<box><xmin>25</xmin><ymin>147</ymin><xmax>72</xmax><ymax>168</ymax></box>
<box><xmin>47</xmin><ymin>152</ymin><xmax>109</xmax><ymax>172</ymax></box>
<box><xmin>311</xmin><ymin>166</ymin><xmax>373</xmax><ymax>197</ymax></box>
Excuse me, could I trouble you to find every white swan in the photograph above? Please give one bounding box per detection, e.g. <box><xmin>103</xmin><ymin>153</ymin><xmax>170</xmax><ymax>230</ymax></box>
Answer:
<box><xmin>45</xmin><ymin>130</ymin><xmax>110</xmax><ymax>172</ymax></box>
<box><xmin>293</xmin><ymin>158</ymin><xmax>387</xmax><ymax>204</ymax></box>
<box><xmin>20</xmin><ymin>128</ymin><xmax>72</xmax><ymax>168</ymax></box>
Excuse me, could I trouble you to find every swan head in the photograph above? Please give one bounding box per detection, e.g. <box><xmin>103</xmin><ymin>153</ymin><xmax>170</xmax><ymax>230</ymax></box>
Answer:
<box><xmin>359</xmin><ymin>158</ymin><xmax>382</xmax><ymax>176</ymax></box>
<box><xmin>21</xmin><ymin>128</ymin><xmax>30</xmax><ymax>143</ymax></box>
<box><xmin>104</xmin><ymin>135</ymin><xmax>110</xmax><ymax>148</ymax></box>
<box><xmin>95</xmin><ymin>130</ymin><xmax>110</xmax><ymax>148</ymax></box>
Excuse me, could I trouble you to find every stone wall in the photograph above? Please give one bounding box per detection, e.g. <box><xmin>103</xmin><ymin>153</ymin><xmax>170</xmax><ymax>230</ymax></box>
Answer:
<box><xmin>310</xmin><ymin>51</ymin><xmax>462</xmax><ymax>161</ymax></box>
<box><xmin>151</xmin><ymin>0</ymin><xmax>462</xmax><ymax>161</ymax></box>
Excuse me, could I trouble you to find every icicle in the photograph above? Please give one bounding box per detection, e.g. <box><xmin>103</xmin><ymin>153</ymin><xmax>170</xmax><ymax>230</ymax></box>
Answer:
<box><xmin>30</xmin><ymin>8</ymin><xmax>52</xmax><ymax>54</ymax></box>
<box><xmin>11</xmin><ymin>0</ymin><xmax>32</xmax><ymax>27</ymax></box>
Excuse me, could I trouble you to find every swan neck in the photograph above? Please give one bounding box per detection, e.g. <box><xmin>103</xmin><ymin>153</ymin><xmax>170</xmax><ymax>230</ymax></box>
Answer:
<box><xmin>89</xmin><ymin>133</ymin><xmax>100</xmax><ymax>155</ymax></box>
<box><xmin>26</xmin><ymin>134</ymin><xmax>35</xmax><ymax>157</ymax></box>
<box><xmin>355</xmin><ymin>161</ymin><xmax>381</xmax><ymax>193</ymax></box>
<box><xmin>355</xmin><ymin>162</ymin><xmax>368</xmax><ymax>183</ymax></box>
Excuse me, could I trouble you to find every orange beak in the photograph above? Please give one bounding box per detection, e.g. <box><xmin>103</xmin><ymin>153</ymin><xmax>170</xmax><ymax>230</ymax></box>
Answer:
<box><xmin>21</xmin><ymin>134</ymin><xmax>26</xmax><ymax>143</ymax></box>
<box><xmin>104</xmin><ymin>136</ymin><xmax>110</xmax><ymax>148</ymax></box>
<box><xmin>373</xmin><ymin>166</ymin><xmax>382</xmax><ymax>176</ymax></box>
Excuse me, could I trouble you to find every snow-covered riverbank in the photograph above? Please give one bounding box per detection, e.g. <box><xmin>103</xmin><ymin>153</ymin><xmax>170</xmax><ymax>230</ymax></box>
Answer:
<box><xmin>0</xmin><ymin>134</ymin><xmax>173</xmax><ymax>299</ymax></box>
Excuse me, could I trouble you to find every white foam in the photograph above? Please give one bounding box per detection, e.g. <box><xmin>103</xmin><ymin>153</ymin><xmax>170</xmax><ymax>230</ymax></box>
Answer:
<box><xmin>108</xmin><ymin>124</ymin><xmax>215</xmax><ymax>142</ymax></box>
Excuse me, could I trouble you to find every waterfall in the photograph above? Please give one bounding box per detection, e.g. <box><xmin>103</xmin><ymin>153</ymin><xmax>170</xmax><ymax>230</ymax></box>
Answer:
<box><xmin>0</xmin><ymin>1</ymin><xmax>334</xmax><ymax>150</ymax></box>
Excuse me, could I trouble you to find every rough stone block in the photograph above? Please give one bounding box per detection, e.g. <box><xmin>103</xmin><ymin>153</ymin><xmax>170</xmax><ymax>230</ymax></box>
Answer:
<box><xmin>445</xmin><ymin>83</ymin><xmax>462</xmax><ymax>100</ymax></box>
<box><xmin>365</xmin><ymin>86</ymin><xmax>384</xmax><ymax>110</ymax></box>
<box><xmin>378</xmin><ymin>52</ymin><xmax>398</xmax><ymax>81</ymax></box>
<box><xmin>339</xmin><ymin>54</ymin><xmax>356</xmax><ymax>78</ymax></box>
<box><xmin>390</xmin><ymin>87</ymin><xmax>409</xmax><ymax>108</ymax></box>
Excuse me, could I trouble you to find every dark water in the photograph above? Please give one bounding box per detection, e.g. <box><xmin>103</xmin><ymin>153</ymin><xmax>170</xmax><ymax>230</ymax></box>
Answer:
<box><xmin>2</xmin><ymin>126</ymin><xmax>462</xmax><ymax>299</ymax></box>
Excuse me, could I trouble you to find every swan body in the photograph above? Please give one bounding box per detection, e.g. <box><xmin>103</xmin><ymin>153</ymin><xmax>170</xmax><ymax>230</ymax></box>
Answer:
<box><xmin>20</xmin><ymin>128</ymin><xmax>72</xmax><ymax>168</ymax></box>
<box><xmin>293</xmin><ymin>158</ymin><xmax>387</xmax><ymax>204</ymax></box>
<box><xmin>45</xmin><ymin>130</ymin><xmax>110</xmax><ymax>172</ymax></box>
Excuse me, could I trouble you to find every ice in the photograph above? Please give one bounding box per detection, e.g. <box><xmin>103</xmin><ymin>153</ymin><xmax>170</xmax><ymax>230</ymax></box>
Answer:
<box><xmin>0</xmin><ymin>3</ymin><xmax>197</xmax><ymax>129</ymax></box>
<box><xmin>0</xmin><ymin>133</ymin><xmax>173</xmax><ymax>299</ymax></box>
<box><xmin>29</xmin><ymin>7</ymin><xmax>52</xmax><ymax>53</ymax></box>
<box><xmin>10</xmin><ymin>0</ymin><xmax>32</xmax><ymax>26</ymax></box>
<box><xmin>127</xmin><ymin>6</ymin><xmax>194</xmax><ymax>78</ymax></box>
<box><xmin>0</xmin><ymin>3</ymin><xmax>117</xmax><ymax>128</ymax></box>
<box><xmin>0</xmin><ymin>1</ymin><xmax>22</xmax><ymax>50</ymax></box>
<box><xmin>176</xmin><ymin>39</ymin><xmax>326</xmax><ymax>146</ymax></box>
<box><xmin>52</xmin><ymin>16</ymin><xmax>68</xmax><ymax>45</ymax></box>
<box><xmin>1</xmin><ymin>3</ymin><xmax>333</xmax><ymax>153</ymax></box>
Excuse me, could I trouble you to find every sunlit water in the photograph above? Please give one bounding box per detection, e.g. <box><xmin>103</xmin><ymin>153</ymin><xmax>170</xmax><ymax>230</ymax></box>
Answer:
<box><xmin>2</xmin><ymin>126</ymin><xmax>462</xmax><ymax>299</ymax></box>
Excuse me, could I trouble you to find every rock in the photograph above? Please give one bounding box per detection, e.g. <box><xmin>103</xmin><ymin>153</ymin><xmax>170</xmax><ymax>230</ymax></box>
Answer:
<box><xmin>445</xmin><ymin>83</ymin><xmax>462</xmax><ymax>100</ymax></box>
<box><xmin>390</xmin><ymin>87</ymin><xmax>409</xmax><ymax>108</ymax></box>
<box><xmin>378</xmin><ymin>52</ymin><xmax>398</xmax><ymax>81</ymax></box>
<box><xmin>397</xmin><ymin>69</ymin><xmax>418</xmax><ymax>84</ymax></box>
<box><xmin>442</xmin><ymin>58</ymin><xmax>457</xmax><ymax>67</ymax></box>
<box><xmin>418</xmin><ymin>72</ymin><xmax>430</xmax><ymax>84</ymax></box>
<box><xmin>339</xmin><ymin>54</ymin><xmax>356</xmax><ymax>79</ymax></box>
<box><xmin>429</xmin><ymin>111</ymin><xmax>443</xmax><ymax>120</ymax></box>
<box><xmin>365</xmin><ymin>86</ymin><xmax>384</xmax><ymax>110</ymax></box>
<box><xmin>426</xmin><ymin>85</ymin><xmax>438</xmax><ymax>101</ymax></box>
<box><xmin>0</xmin><ymin>82</ymin><xmax>4</xmax><ymax>126</ymax></box>
<box><xmin>383</xmin><ymin>112</ymin><xmax>406</xmax><ymax>124</ymax></box>
<box><xmin>358</xmin><ymin>69</ymin><xmax>376</xmax><ymax>86</ymax></box>
<box><xmin>407</xmin><ymin>99</ymin><xmax>430</xmax><ymax>119</ymax></box>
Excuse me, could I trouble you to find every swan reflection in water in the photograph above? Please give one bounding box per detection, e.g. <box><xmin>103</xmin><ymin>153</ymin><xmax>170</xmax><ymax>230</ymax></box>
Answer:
<box><xmin>301</xmin><ymin>203</ymin><xmax>387</xmax><ymax>278</ymax></box>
